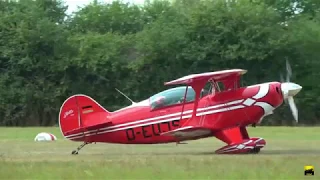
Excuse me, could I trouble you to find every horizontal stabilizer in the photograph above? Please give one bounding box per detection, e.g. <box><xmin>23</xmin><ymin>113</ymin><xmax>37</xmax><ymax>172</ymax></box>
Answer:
<box><xmin>161</xmin><ymin>126</ymin><xmax>212</xmax><ymax>139</ymax></box>
<box><xmin>64</xmin><ymin>121</ymin><xmax>112</xmax><ymax>136</ymax></box>
<box><xmin>84</xmin><ymin>120</ymin><xmax>113</xmax><ymax>131</ymax></box>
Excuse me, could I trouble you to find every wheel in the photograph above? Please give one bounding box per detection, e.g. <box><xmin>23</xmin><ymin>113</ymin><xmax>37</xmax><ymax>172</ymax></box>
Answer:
<box><xmin>250</xmin><ymin>147</ymin><xmax>261</xmax><ymax>154</ymax></box>
<box><xmin>71</xmin><ymin>150</ymin><xmax>78</xmax><ymax>155</ymax></box>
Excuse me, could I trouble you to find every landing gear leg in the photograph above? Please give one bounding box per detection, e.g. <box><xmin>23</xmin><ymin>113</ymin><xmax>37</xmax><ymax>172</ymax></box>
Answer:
<box><xmin>71</xmin><ymin>142</ymin><xmax>90</xmax><ymax>155</ymax></box>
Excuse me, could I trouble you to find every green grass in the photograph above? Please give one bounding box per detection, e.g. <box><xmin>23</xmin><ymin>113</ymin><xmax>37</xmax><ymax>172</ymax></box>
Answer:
<box><xmin>0</xmin><ymin>127</ymin><xmax>319</xmax><ymax>179</ymax></box>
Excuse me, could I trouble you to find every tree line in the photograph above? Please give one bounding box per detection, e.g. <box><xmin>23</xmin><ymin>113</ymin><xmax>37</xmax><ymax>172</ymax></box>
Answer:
<box><xmin>0</xmin><ymin>0</ymin><xmax>319</xmax><ymax>126</ymax></box>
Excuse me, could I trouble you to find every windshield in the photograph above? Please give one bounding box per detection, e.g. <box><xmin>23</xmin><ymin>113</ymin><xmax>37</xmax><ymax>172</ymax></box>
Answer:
<box><xmin>149</xmin><ymin>86</ymin><xmax>196</xmax><ymax>110</ymax></box>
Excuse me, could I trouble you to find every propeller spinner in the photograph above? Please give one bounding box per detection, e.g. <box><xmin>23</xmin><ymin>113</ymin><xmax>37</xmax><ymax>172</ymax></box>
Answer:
<box><xmin>280</xmin><ymin>60</ymin><xmax>302</xmax><ymax>123</ymax></box>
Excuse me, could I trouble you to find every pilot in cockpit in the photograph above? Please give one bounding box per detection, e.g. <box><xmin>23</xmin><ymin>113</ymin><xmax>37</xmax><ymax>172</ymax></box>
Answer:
<box><xmin>153</xmin><ymin>88</ymin><xmax>211</xmax><ymax>109</ymax></box>
<box><xmin>201</xmin><ymin>89</ymin><xmax>210</xmax><ymax>97</ymax></box>
<box><xmin>153</xmin><ymin>95</ymin><xmax>166</xmax><ymax>108</ymax></box>
<box><xmin>177</xmin><ymin>89</ymin><xmax>209</xmax><ymax>104</ymax></box>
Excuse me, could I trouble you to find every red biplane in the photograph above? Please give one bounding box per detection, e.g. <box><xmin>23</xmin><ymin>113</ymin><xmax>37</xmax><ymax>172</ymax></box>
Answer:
<box><xmin>59</xmin><ymin>62</ymin><xmax>302</xmax><ymax>155</ymax></box>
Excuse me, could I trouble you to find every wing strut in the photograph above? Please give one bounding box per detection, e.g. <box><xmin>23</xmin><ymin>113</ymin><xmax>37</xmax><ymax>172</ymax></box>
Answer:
<box><xmin>181</xmin><ymin>79</ymin><xmax>208</xmax><ymax>127</ymax></box>
<box><xmin>178</xmin><ymin>85</ymin><xmax>189</xmax><ymax>127</ymax></box>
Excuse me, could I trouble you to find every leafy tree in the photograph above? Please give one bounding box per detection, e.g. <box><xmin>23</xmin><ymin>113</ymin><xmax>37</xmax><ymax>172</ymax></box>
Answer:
<box><xmin>67</xmin><ymin>0</ymin><xmax>144</xmax><ymax>34</ymax></box>
<box><xmin>0</xmin><ymin>0</ymin><xmax>70</xmax><ymax>125</ymax></box>
<box><xmin>0</xmin><ymin>0</ymin><xmax>319</xmax><ymax>126</ymax></box>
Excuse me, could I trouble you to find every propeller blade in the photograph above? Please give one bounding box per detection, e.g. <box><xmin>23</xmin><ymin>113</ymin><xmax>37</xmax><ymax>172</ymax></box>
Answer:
<box><xmin>280</xmin><ymin>73</ymin><xmax>284</xmax><ymax>83</ymax></box>
<box><xmin>288</xmin><ymin>96</ymin><xmax>298</xmax><ymax>123</ymax></box>
<box><xmin>280</xmin><ymin>73</ymin><xmax>288</xmax><ymax>104</ymax></box>
<box><xmin>286</xmin><ymin>59</ymin><xmax>292</xmax><ymax>82</ymax></box>
<box><xmin>284</xmin><ymin>97</ymin><xmax>288</xmax><ymax>105</ymax></box>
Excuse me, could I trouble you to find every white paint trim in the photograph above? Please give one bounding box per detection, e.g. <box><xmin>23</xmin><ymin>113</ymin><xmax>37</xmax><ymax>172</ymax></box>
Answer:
<box><xmin>253</xmin><ymin>83</ymin><xmax>269</xmax><ymax>99</ymax></box>
<box><xmin>254</xmin><ymin>102</ymin><xmax>274</xmax><ymax>115</ymax></box>
<box><xmin>216</xmin><ymin>139</ymin><xmax>262</xmax><ymax>153</ymax></box>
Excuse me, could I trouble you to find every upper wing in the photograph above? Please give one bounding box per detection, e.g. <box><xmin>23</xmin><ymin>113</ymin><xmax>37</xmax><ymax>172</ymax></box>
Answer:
<box><xmin>164</xmin><ymin>69</ymin><xmax>247</xmax><ymax>86</ymax></box>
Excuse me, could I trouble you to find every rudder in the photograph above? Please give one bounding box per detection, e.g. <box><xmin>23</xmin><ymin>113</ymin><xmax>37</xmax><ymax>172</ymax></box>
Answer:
<box><xmin>59</xmin><ymin>94</ymin><xmax>110</xmax><ymax>140</ymax></box>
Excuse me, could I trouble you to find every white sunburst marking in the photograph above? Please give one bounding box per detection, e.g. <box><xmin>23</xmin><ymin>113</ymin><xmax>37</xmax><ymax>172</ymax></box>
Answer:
<box><xmin>242</xmin><ymin>83</ymin><xmax>275</xmax><ymax>122</ymax></box>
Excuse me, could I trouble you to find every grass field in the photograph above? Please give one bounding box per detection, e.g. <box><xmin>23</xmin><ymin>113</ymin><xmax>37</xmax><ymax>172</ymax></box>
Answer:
<box><xmin>0</xmin><ymin>127</ymin><xmax>319</xmax><ymax>179</ymax></box>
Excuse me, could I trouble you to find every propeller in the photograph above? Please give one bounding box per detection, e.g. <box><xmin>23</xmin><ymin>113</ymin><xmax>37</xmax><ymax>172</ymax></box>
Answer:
<box><xmin>280</xmin><ymin>59</ymin><xmax>302</xmax><ymax>123</ymax></box>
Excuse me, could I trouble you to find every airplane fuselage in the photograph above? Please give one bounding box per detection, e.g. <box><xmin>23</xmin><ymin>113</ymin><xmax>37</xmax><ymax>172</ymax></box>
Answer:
<box><xmin>64</xmin><ymin>82</ymin><xmax>284</xmax><ymax>144</ymax></box>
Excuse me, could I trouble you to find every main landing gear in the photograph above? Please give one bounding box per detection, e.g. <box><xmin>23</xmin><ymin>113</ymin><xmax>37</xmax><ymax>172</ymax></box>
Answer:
<box><xmin>215</xmin><ymin>137</ymin><xmax>266</xmax><ymax>154</ymax></box>
<box><xmin>71</xmin><ymin>142</ymin><xmax>90</xmax><ymax>155</ymax></box>
<box><xmin>176</xmin><ymin>142</ymin><xmax>188</xmax><ymax>146</ymax></box>
<box><xmin>250</xmin><ymin>147</ymin><xmax>261</xmax><ymax>154</ymax></box>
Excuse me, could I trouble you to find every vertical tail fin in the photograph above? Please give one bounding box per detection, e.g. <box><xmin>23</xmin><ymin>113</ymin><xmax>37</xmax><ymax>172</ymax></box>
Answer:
<box><xmin>58</xmin><ymin>94</ymin><xmax>110</xmax><ymax>141</ymax></box>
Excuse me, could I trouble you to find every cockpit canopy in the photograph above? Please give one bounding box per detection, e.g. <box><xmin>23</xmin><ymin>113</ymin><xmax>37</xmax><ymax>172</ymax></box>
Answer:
<box><xmin>149</xmin><ymin>86</ymin><xmax>208</xmax><ymax>110</ymax></box>
<box><xmin>149</xmin><ymin>70</ymin><xmax>244</xmax><ymax>110</ymax></box>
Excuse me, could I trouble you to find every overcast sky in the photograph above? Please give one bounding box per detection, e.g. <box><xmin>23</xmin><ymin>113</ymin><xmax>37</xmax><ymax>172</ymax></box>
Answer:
<box><xmin>64</xmin><ymin>0</ymin><xmax>146</xmax><ymax>14</ymax></box>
